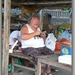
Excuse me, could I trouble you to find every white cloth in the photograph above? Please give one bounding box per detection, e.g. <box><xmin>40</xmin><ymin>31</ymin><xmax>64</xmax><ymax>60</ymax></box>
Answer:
<box><xmin>21</xmin><ymin>24</ymin><xmax>45</xmax><ymax>48</ymax></box>
<box><xmin>9</xmin><ymin>30</ymin><xmax>21</xmax><ymax>46</ymax></box>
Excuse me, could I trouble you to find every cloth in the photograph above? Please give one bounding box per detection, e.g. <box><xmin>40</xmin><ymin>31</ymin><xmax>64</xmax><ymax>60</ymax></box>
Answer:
<box><xmin>22</xmin><ymin>46</ymin><xmax>54</xmax><ymax>64</ymax></box>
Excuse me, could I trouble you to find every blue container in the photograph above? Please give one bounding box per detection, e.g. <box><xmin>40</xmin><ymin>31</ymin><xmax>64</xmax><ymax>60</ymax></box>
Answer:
<box><xmin>60</xmin><ymin>46</ymin><xmax>72</xmax><ymax>55</ymax></box>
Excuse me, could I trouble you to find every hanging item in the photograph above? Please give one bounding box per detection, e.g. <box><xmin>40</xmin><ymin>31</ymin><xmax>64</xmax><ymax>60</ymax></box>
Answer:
<box><xmin>45</xmin><ymin>33</ymin><xmax>57</xmax><ymax>51</ymax></box>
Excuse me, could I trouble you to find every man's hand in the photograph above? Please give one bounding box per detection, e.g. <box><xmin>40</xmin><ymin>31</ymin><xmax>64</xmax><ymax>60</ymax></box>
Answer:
<box><xmin>35</xmin><ymin>30</ymin><xmax>41</xmax><ymax>36</ymax></box>
<box><xmin>40</xmin><ymin>31</ymin><xmax>46</xmax><ymax>41</ymax></box>
<box><xmin>41</xmin><ymin>32</ymin><xmax>46</xmax><ymax>37</ymax></box>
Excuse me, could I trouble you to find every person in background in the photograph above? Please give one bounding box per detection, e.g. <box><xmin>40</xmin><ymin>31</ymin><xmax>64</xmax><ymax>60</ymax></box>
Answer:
<box><xmin>21</xmin><ymin>16</ymin><xmax>54</xmax><ymax>75</ymax></box>
<box><xmin>9</xmin><ymin>30</ymin><xmax>21</xmax><ymax>50</ymax></box>
<box><xmin>9</xmin><ymin>30</ymin><xmax>22</xmax><ymax>72</ymax></box>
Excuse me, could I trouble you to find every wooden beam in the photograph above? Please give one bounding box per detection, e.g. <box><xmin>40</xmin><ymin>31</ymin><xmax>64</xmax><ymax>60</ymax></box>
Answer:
<box><xmin>2</xmin><ymin>1</ymin><xmax>71</xmax><ymax>6</ymax></box>
<box><xmin>2</xmin><ymin>1</ymin><xmax>21</xmax><ymax>6</ymax></box>
<box><xmin>2</xmin><ymin>0</ymin><xmax>11</xmax><ymax>75</ymax></box>
<box><xmin>20</xmin><ymin>1</ymin><xmax>72</xmax><ymax>5</ymax></box>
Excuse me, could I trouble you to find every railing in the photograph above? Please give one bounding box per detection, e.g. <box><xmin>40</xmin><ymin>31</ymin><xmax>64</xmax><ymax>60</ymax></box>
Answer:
<box><xmin>43</xmin><ymin>9</ymin><xmax>71</xmax><ymax>18</ymax></box>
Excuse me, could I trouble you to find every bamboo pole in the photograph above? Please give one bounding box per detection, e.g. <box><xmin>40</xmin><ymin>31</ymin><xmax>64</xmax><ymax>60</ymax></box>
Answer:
<box><xmin>39</xmin><ymin>9</ymin><xmax>43</xmax><ymax>31</ymax></box>
<box><xmin>2</xmin><ymin>0</ymin><xmax>11</xmax><ymax>75</ymax></box>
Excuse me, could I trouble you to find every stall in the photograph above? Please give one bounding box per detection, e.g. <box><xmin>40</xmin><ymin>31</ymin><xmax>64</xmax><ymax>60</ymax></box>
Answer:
<box><xmin>2</xmin><ymin>0</ymin><xmax>72</xmax><ymax>75</ymax></box>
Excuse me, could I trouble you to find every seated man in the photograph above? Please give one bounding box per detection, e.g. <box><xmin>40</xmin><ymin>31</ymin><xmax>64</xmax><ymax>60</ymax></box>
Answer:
<box><xmin>21</xmin><ymin>16</ymin><xmax>54</xmax><ymax>75</ymax></box>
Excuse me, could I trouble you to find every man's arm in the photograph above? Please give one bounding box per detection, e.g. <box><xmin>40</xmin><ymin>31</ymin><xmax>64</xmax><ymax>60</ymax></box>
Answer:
<box><xmin>21</xmin><ymin>25</ymin><xmax>41</xmax><ymax>40</ymax></box>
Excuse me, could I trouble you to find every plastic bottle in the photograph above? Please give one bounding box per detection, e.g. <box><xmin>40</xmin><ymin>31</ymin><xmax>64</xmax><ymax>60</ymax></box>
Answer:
<box><xmin>8</xmin><ymin>63</ymin><xmax>12</xmax><ymax>72</ymax></box>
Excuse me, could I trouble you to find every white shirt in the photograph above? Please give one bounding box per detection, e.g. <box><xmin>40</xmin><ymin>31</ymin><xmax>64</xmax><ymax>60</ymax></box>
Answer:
<box><xmin>9</xmin><ymin>30</ymin><xmax>21</xmax><ymax>46</ymax></box>
<box><xmin>21</xmin><ymin>24</ymin><xmax>45</xmax><ymax>48</ymax></box>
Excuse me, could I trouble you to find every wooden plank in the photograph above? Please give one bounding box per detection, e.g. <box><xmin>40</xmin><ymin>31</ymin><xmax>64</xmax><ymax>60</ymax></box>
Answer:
<box><xmin>2</xmin><ymin>0</ymin><xmax>11</xmax><ymax>75</ymax></box>
<box><xmin>38</xmin><ymin>54</ymin><xmax>72</xmax><ymax>71</ymax></box>
<box><xmin>13</xmin><ymin>64</ymin><xmax>35</xmax><ymax>71</ymax></box>
<box><xmin>48</xmin><ymin>25</ymin><xmax>60</xmax><ymax>30</ymax></box>
<box><xmin>37</xmin><ymin>54</ymin><xmax>72</xmax><ymax>75</ymax></box>
<box><xmin>9</xmin><ymin>52</ymin><xmax>33</xmax><ymax>60</ymax></box>
<box><xmin>39</xmin><ymin>58</ymin><xmax>71</xmax><ymax>71</ymax></box>
<box><xmin>37</xmin><ymin>59</ymin><xmax>41</xmax><ymax>75</ymax></box>
<box><xmin>11</xmin><ymin>58</ymin><xmax>15</xmax><ymax>73</ymax></box>
<box><xmin>9</xmin><ymin>52</ymin><xmax>37</xmax><ymax>74</ymax></box>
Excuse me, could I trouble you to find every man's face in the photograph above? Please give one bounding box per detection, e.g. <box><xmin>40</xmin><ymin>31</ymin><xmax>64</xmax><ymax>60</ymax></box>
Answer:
<box><xmin>31</xmin><ymin>17</ymin><xmax>40</xmax><ymax>28</ymax></box>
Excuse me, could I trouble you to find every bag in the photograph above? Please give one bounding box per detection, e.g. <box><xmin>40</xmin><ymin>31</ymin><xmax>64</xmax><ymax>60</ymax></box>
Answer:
<box><xmin>45</xmin><ymin>33</ymin><xmax>57</xmax><ymax>51</ymax></box>
<box><xmin>58</xmin><ymin>29</ymin><xmax>72</xmax><ymax>42</ymax></box>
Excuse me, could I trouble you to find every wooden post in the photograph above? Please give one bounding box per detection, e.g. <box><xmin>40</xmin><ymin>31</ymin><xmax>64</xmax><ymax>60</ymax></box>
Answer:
<box><xmin>2</xmin><ymin>0</ymin><xmax>11</xmax><ymax>75</ymax></box>
<box><xmin>39</xmin><ymin>9</ymin><xmax>43</xmax><ymax>31</ymax></box>
<box><xmin>0</xmin><ymin>0</ymin><xmax>2</xmax><ymax>75</ymax></box>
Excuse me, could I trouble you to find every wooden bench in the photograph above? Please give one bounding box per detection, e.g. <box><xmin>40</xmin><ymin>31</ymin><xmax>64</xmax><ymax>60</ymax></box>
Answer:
<box><xmin>9</xmin><ymin>51</ymin><xmax>60</xmax><ymax>75</ymax></box>
<box><xmin>37</xmin><ymin>54</ymin><xmax>72</xmax><ymax>75</ymax></box>
<box><xmin>9</xmin><ymin>52</ymin><xmax>37</xmax><ymax>75</ymax></box>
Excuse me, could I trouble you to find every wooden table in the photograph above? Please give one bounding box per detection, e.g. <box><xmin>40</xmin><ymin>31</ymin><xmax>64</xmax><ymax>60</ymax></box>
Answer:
<box><xmin>37</xmin><ymin>54</ymin><xmax>72</xmax><ymax>75</ymax></box>
<box><xmin>9</xmin><ymin>52</ymin><xmax>37</xmax><ymax>74</ymax></box>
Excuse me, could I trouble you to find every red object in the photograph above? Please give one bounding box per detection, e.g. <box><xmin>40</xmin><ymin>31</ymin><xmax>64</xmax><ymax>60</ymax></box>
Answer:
<box><xmin>60</xmin><ymin>38</ymin><xmax>69</xmax><ymax>42</ymax></box>
<box><xmin>55</xmin><ymin>42</ymin><xmax>61</xmax><ymax>51</ymax></box>
<box><xmin>55</xmin><ymin>38</ymin><xmax>69</xmax><ymax>51</ymax></box>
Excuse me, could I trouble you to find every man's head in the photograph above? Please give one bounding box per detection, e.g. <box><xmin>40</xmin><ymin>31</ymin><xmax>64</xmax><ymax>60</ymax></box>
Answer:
<box><xmin>29</xmin><ymin>16</ymin><xmax>40</xmax><ymax>29</ymax></box>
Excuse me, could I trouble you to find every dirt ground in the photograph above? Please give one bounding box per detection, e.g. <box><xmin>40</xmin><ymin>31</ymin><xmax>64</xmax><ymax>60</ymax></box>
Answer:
<box><xmin>9</xmin><ymin>66</ymin><xmax>72</xmax><ymax>75</ymax></box>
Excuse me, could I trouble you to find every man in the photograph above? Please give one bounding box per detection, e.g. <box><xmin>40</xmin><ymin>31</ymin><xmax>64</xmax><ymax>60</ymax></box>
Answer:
<box><xmin>21</xmin><ymin>16</ymin><xmax>54</xmax><ymax>75</ymax></box>
<box><xmin>9</xmin><ymin>30</ymin><xmax>21</xmax><ymax>50</ymax></box>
